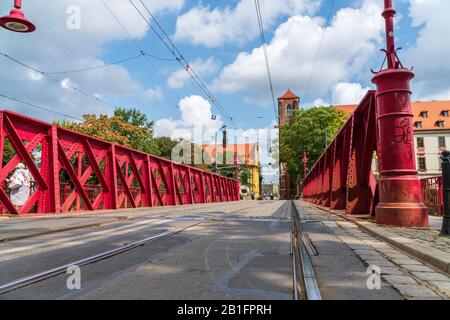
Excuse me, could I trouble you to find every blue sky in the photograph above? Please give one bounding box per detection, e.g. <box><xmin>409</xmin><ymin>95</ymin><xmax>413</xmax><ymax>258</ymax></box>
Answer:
<box><xmin>0</xmin><ymin>0</ymin><xmax>449</xmax><ymax>181</ymax></box>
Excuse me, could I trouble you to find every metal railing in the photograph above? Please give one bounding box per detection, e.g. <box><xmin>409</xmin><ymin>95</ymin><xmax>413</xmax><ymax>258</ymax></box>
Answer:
<box><xmin>0</xmin><ymin>110</ymin><xmax>240</xmax><ymax>214</ymax></box>
<box><xmin>421</xmin><ymin>177</ymin><xmax>443</xmax><ymax>216</ymax></box>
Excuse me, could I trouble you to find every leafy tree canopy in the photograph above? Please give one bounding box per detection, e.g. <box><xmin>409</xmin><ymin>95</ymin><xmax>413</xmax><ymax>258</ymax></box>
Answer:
<box><xmin>279</xmin><ymin>106</ymin><xmax>348</xmax><ymax>181</ymax></box>
<box><xmin>155</xmin><ymin>137</ymin><xmax>178</xmax><ymax>159</ymax></box>
<box><xmin>55</xmin><ymin>107</ymin><xmax>161</xmax><ymax>156</ymax></box>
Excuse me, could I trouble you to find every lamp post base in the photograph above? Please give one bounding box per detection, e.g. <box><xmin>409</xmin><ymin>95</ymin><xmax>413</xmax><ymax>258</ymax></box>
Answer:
<box><xmin>376</xmin><ymin>204</ymin><xmax>429</xmax><ymax>228</ymax></box>
<box><xmin>375</xmin><ymin>175</ymin><xmax>429</xmax><ymax>227</ymax></box>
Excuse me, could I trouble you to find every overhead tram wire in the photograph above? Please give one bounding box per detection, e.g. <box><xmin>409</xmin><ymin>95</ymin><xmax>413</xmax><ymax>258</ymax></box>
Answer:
<box><xmin>0</xmin><ymin>51</ymin><xmax>116</xmax><ymax>110</ymax></box>
<box><xmin>132</xmin><ymin>0</ymin><xmax>236</xmax><ymax>126</ymax></box>
<box><xmin>303</xmin><ymin>0</ymin><xmax>336</xmax><ymax>103</ymax></box>
<box><xmin>254</xmin><ymin>0</ymin><xmax>278</xmax><ymax>122</ymax></box>
<box><xmin>0</xmin><ymin>94</ymin><xmax>83</xmax><ymax>121</ymax></box>
<box><xmin>101</xmin><ymin>0</ymin><xmax>185</xmax><ymax>104</ymax></box>
<box><xmin>129</xmin><ymin>0</ymin><xmax>237</xmax><ymax>128</ymax></box>
<box><xmin>46</xmin><ymin>51</ymin><xmax>175</xmax><ymax>75</ymax></box>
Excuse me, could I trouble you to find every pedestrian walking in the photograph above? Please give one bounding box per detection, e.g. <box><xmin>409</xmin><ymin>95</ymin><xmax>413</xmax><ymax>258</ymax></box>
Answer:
<box><xmin>6</xmin><ymin>163</ymin><xmax>31</xmax><ymax>211</ymax></box>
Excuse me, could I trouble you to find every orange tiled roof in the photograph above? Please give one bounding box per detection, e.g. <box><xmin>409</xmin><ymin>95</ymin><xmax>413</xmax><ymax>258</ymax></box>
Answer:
<box><xmin>278</xmin><ymin>89</ymin><xmax>299</xmax><ymax>100</ymax></box>
<box><xmin>333</xmin><ymin>100</ymin><xmax>450</xmax><ymax>131</ymax></box>
<box><xmin>201</xmin><ymin>143</ymin><xmax>259</xmax><ymax>166</ymax></box>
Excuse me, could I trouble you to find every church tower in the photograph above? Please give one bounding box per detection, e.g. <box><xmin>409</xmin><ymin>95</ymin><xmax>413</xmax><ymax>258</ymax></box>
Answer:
<box><xmin>278</xmin><ymin>89</ymin><xmax>300</xmax><ymax>199</ymax></box>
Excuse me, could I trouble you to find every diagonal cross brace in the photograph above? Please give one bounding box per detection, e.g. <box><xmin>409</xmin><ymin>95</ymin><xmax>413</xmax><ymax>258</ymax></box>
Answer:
<box><xmin>115</xmin><ymin>159</ymin><xmax>137</xmax><ymax>208</ymax></box>
<box><xmin>0</xmin><ymin>187</ymin><xmax>18</xmax><ymax>214</ymax></box>
<box><xmin>127</xmin><ymin>151</ymin><xmax>146</xmax><ymax>190</ymax></box>
<box><xmin>3</xmin><ymin>115</ymin><xmax>48</xmax><ymax>190</ymax></box>
<box><xmin>81</xmin><ymin>139</ymin><xmax>109</xmax><ymax>192</ymax></box>
<box><xmin>150</xmin><ymin>170</ymin><xmax>164</xmax><ymax>206</ymax></box>
<box><xmin>58</xmin><ymin>142</ymin><xmax>94</xmax><ymax>210</ymax></box>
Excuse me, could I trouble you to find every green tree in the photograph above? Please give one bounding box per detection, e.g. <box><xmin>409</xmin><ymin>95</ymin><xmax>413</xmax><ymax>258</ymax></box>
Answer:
<box><xmin>55</xmin><ymin>108</ymin><xmax>161</xmax><ymax>156</ymax></box>
<box><xmin>114</xmin><ymin>107</ymin><xmax>160</xmax><ymax>155</ymax></box>
<box><xmin>54</xmin><ymin>114</ymin><xmax>147</xmax><ymax>148</ymax></box>
<box><xmin>2</xmin><ymin>138</ymin><xmax>15</xmax><ymax>167</ymax></box>
<box><xmin>155</xmin><ymin>137</ymin><xmax>178</xmax><ymax>159</ymax></box>
<box><xmin>279</xmin><ymin>106</ymin><xmax>348</xmax><ymax>181</ymax></box>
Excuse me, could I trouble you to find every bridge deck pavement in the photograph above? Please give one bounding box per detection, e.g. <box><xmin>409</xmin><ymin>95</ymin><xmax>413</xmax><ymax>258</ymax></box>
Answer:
<box><xmin>0</xmin><ymin>201</ymin><xmax>257</xmax><ymax>242</ymax></box>
<box><xmin>0</xmin><ymin>200</ymin><xmax>294</xmax><ymax>300</ymax></box>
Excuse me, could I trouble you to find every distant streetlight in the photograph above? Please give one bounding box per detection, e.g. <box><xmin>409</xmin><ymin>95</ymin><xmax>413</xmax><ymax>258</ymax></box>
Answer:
<box><xmin>0</xmin><ymin>0</ymin><xmax>36</xmax><ymax>33</ymax></box>
<box><xmin>214</xmin><ymin>125</ymin><xmax>227</xmax><ymax>172</ymax></box>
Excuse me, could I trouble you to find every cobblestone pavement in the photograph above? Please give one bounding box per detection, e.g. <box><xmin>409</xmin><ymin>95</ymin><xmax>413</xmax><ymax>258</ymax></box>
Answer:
<box><xmin>381</xmin><ymin>225</ymin><xmax>450</xmax><ymax>254</ymax></box>
<box><xmin>295</xmin><ymin>201</ymin><xmax>450</xmax><ymax>300</ymax></box>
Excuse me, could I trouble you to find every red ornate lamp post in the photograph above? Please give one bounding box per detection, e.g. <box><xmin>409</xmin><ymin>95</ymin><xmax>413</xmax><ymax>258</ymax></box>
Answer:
<box><xmin>234</xmin><ymin>152</ymin><xmax>240</xmax><ymax>200</ymax></box>
<box><xmin>0</xmin><ymin>0</ymin><xmax>36</xmax><ymax>33</ymax></box>
<box><xmin>372</xmin><ymin>0</ymin><xmax>428</xmax><ymax>227</ymax></box>
<box><xmin>302</xmin><ymin>151</ymin><xmax>308</xmax><ymax>178</ymax></box>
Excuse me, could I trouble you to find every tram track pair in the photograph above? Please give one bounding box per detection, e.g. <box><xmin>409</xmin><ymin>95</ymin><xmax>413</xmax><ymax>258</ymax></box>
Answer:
<box><xmin>0</xmin><ymin>219</ymin><xmax>206</xmax><ymax>295</ymax></box>
<box><xmin>290</xmin><ymin>201</ymin><xmax>322</xmax><ymax>300</ymax></box>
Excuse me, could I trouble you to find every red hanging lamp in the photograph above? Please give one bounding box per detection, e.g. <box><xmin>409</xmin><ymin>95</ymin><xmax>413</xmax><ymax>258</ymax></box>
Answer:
<box><xmin>0</xmin><ymin>0</ymin><xmax>36</xmax><ymax>33</ymax></box>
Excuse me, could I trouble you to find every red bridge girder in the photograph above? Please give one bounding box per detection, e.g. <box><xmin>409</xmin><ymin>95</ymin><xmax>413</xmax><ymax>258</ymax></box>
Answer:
<box><xmin>303</xmin><ymin>91</ymin><xmax>378</xmax><ymax>216</ymax></box>
<box><xmin>303</xmin><ymin>0</ymin><xmax>429</xmax><ymax>228</ymax></box>
<box><xmin>0</xmin><ymin>110</ymin><xmax>240</xmax><ymax>214</ymax></box>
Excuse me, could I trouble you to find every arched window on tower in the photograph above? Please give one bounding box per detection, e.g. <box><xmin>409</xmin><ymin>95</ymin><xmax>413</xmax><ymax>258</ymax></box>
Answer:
<box><xmin>286</xmin><ymin>104</ymin><xmax>292</xmax><ymax>117</ymax></box>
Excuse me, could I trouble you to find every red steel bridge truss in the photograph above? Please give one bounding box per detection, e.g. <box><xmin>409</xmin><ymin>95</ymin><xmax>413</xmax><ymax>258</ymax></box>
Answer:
<box><xmin>0</xmin><ymin>111</ymin><xmax>240</xmax><ymax>215</ymax></box>
<box><xmin>302</xmin><ymin>0</ymin><xmax>430</xmax><ymax>228</ymax></box>
<box><xmin>302</xmin><ymin>91</ymin><xmax>379</xmax><ymax>216</ymax></box>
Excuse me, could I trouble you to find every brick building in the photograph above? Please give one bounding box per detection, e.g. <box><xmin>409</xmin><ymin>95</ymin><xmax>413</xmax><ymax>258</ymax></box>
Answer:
<box><xmin>278</xmin><ymin>89</ymin><xmax>300</xmax><ymax>199</ymax></box>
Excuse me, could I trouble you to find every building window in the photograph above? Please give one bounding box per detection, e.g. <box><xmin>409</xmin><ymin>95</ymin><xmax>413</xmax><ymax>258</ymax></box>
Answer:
<box><xmin>420</xmin><ymin>111</ymin><xmax>428</xmax><ymax>118</ymax></box>
<box><xmin>436</xmin><ymin>121</ymin><xmax>445</xmax><ymax>128</ymax></box>
<box><xmin>441</xmin><ymin>110</ymin><xmax>449</xmax><ymax>117</ymax></box>
<box><xmin>439</xmin><ymin>136</ymin><xmax>446</xmax><ymax>148</ymax></box>
<box><xmin>286</xmin><ymin>104</ymin><xmax>292</xmax><ymax>117</ymax></box>
<box><xmin>417</xmin><ymin>137</ymin><xmax>424</xmax><ymax>148</ymax></box>
<box><xmin>414</xmin><ymin>121</ymin><xmax>423</xmax><ymax>128</ymax></box>
<box><xmin>418</xmin><ymin>157</ymin><xmax>426</xmax><ymax>171</ymax></box>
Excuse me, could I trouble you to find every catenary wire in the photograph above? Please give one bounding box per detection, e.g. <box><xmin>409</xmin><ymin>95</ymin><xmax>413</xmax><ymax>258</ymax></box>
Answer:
<box><xmin>303</xmin><ymin>0</ymin><xmax>336</xmax><ymax>102</ymax></box>
<box><xmin>0</xmin><ymin>94</ymin><xmax>83</xmax><ymax>121</ymax></box>
<box><xmin>129</xmin><ymin>0</ymin><xmax>237</xmax><ymax>127</ymax></box>
<box><xmin>254</xmin><ymin>0</ymin><xmax>278</xmax><ymax>122</ymax></box>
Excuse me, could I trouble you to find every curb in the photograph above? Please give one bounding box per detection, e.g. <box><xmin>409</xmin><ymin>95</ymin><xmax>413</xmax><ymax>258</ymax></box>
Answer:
<box><xmin>0</xmin><ymin>219</ymin><xmax>120</xmax><ymax>243</ymax></box>
<box><xmin>354</xmin><ymin>220</ymin><xmax>450</xmax><ymax>275</ymax></box>
<box><xmin>0</xmin><ymin>200</ymin><xmax>244</xmax><ymax>219</ymax></box>
<box><xmin>297</xmin><ymin>201</ymin><xmax>450</xmax><ymax>276</ymax></box>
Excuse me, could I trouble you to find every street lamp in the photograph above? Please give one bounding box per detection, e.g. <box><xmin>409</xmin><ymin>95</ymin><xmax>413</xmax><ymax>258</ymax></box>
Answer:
<box><xmin>302</xmin><ymin>151</ymin><xmax>308</xmax><ymax>178</ymax></box>
<box><xmin>214</xmin><ymin>125</ymin><xmax>227</xmax><ymax>173</ymax></box>
<box><xmin>0</xmin><ymin>0</ymin><xmax>36</xmax><ymax>33</ymax></box>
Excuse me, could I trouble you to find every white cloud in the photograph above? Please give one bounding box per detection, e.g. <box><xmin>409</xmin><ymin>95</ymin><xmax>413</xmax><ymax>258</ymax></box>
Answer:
<box><xmin>331</xmin><ymin>82</ymin><xmax>371</xmax><ymax>105</ymax></box>
<box><xmin>0</xmin><ymin>0</ymin><xmax>183</xmax><ymax>120</ymax></box>
<box><xmin>154</xmin><ymin>95</ymin><xmax>222</xmax><ymax>142</ymax></box>
<box><xmin>304</xmin><ymin>98</ymin><xmax>329</xmax><ymax>108</ymax></box>
<box><xmin>60</xmin><ymin>78</ymin><xmax>75</xmax><ymax>89</ymax></box>
<box><xmin>144</xmin><ymin>86</ymin><xmax>163</xmax><ymax>101</ymax></box>
<box><xmin>405</xmin><ymin>0</ymin><xmax>450</xmax><ymax>101</ymax></box>
<box><xmin>211</xmin><ymin>0</ymin><xmax>384</xmax><ymax>103</ymax></box>
<box><xmin>174</xmin><ymin>0</ymin><xmax>321</xmax><ymax>47</ymax></box>
<box><xmin>167</xmin><ymin>58</ymin><xmax>220</xmax><ymax>89</ymax></box>
<box><xmin>28</xmin><ymin>71</ymin><xmax>44</xmax><ymax>81</ymax></box>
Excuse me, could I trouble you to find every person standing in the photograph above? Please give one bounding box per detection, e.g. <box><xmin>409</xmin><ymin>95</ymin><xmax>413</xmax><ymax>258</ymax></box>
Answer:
<box><xmin>6</xmin><ymin>163</ymin><xmax>31</xmax><ymax>211</ymax></box>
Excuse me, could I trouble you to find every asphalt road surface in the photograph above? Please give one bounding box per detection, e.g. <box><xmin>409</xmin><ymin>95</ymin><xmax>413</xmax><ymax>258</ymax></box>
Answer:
<box><xmin>0</xmin><ymin>201</ymin><xmax>293</xmax><ymax>300</ymax></box>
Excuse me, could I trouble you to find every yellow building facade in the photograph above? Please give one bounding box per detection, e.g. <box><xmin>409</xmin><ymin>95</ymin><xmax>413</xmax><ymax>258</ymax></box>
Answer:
<box><xmin>202</xmin><ymin>143</ymin><xmax>261</xmax><ymax>199</ymax></box>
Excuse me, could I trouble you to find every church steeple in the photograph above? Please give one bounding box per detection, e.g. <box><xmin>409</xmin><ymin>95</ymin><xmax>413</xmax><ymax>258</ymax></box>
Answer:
<box><xmin>278</xmin><ymin>89</ymin><xmax>300</xmax><ymax>126</ymax></box>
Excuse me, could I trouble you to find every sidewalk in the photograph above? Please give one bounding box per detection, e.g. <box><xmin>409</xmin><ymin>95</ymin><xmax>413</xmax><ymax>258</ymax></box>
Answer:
<box><xmin>295</xmin><ymin>201</ymin><xmax>450</xmax><ymax>299</ymax></box>
<box><xmin>304</xmin><ymin>202</ymin><xmax>450</xmax><ymax>276</ymax></box>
